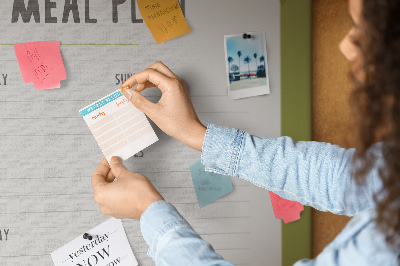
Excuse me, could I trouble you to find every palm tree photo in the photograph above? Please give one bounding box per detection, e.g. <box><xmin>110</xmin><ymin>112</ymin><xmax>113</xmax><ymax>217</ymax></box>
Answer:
<box><xmin>227</xmin><ymin>56</ymin><xmax>234</xmax><ymax>73</ymax></box>
<box><xmin>244</xmin><ymin>56</ymin><xmax>251</xmax><ymax>77</ymax></box>
<box><xmin>260</xmin><ymin>55</ymin><xmax>265</xmax><ymax>71</ymax></box>
<box><xmin>231</xmin><ymin>64</ymin><xmax>239</xmax><ymax>72</ymax></box>
<box><xmin>226</xmin><ymin>32</ymin><xmax>268</xmax><ymax>91</ymax></box>
<box><xmin>237</xmin><ymin>51</ymin><xmax>242</xmax><ymax>77</ymax></box>
<box><xmin>253</xmin><ymin>53</ymin><xmax>258</xmax><ymax>74</ymax></box>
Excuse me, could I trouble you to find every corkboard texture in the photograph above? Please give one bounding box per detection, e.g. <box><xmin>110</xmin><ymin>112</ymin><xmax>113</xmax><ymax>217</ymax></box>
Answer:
<box><xmin>312</xmin><ymin>0</ymin><xmax>354</xmax><ymax>257</ymax></box>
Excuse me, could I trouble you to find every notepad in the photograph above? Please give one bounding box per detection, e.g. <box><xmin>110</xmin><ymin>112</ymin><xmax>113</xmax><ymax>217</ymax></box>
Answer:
<box><xmin>189</xmin><ymin>161</ymin><xmax>233</xmax><ymax>208</ymax></box>
<box><xmin>14</xmin><ymin>41</ymin><xmax>66</xmax><ymax>90</ymax></box>
<box><xmin>80</xmin><ymin>90</ymin><xmax>158</xmax><ymax>162</ymax></box>
<box><xmin>51</xmin><ymin>218</ymin><xmax>138</xmax><ymax>266</ymax></box>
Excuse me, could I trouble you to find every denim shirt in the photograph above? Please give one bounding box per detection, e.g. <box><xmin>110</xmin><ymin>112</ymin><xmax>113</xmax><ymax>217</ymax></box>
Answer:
<box><xmin>140</xmin><ymin>124</ymin><xmax>399</xmax><ymax>265</ymax></box>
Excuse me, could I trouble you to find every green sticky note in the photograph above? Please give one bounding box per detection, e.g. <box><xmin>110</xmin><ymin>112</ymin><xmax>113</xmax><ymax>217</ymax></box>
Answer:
<box><xmin>189</xmin><ymin>161</ymin><xmax>233</xmax><ymax>208</ymax></box>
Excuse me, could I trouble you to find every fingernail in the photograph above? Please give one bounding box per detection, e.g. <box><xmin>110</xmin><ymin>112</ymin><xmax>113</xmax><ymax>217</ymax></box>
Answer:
<box><xmin>124</xmin><ymin>89</ymin><xmax>133</xmax><ymax>100</ymax></box>
<box><xmin>121</xmin><ymin>85</ymin><xmax>130</xmax><ymax>93</ymax></box>
<box><xmin>110</xmin><ymin>156</ymin><xmax>122</xmax><ymax>165</ymax></box>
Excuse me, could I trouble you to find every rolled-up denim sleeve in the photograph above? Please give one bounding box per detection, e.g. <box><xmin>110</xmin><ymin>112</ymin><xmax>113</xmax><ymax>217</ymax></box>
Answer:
<box><xmin>140</xmin><ymin>200</ymin><xmax>234</xmax><ymax>265</ymax></box>
<box><xmin>201</xmin><ymin>124</ymin><xmax>382</xmax><ymax>216</ymax></box>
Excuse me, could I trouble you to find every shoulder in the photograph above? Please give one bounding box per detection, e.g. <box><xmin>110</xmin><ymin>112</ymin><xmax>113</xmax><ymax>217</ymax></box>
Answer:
<box><xmin>321</xmin><ymin>209</ymin><xmax>399</xmax><ymax>265</ymax></box>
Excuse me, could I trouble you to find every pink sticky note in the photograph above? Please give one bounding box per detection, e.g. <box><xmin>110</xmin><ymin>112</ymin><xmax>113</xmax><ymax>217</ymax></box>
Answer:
<box><xmin>269</xmin><ymin>191</ymin><xmax>304</xmax><ymax>223</ymax></box>
<box><xmin>14</xmin><ymin>41</ymin><xmax>66</xmax><ymax>90</ymax></box>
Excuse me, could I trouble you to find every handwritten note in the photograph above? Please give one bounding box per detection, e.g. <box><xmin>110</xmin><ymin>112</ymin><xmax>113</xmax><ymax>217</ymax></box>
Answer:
<box><xmin>51</xmin><ymin>218</ymin><xmax>138</xmax><ymax>266</ymax></box>
<box><xmin>189</xmin><ymin>161</ymin><xmax>233</xmax><ymax>208</ymax></box>
<box><xmin>137</xmin><ymin>0</ymin><xmax>191</xmax><ymax>44</ymax></box>
<box><xmin>79</xmin><ymin>90</ymin><xmax>158</xmax><ymax>162</ymax></box>
<box><xmin>269</xmin><ymin>192</ymin><xmax>304</xmax><ymax>224</ymax></box>
<box><xmin>14</xmin><ymin>41</ymin><xmax>66</xmax><ymax>90</ymax></box>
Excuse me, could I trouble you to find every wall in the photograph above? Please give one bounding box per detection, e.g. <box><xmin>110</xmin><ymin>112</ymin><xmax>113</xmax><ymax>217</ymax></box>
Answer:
<box><xmin>0</xmin><ymin>1</ymin><xmax>283</xmax><ymax>265</ymax></box>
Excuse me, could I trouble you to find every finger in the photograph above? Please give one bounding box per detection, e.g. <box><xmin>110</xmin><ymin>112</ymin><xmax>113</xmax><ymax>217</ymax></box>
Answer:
<box><xmin>105</xmin><ymin>169</ymin><xmax>116</xmax><ymax>183</ymax></box>
<box><xmin>135</xmin><ymin>81</ymin><xmax>156</xmax><ymax>92</ymax></box>
<box><xmin>147</xmin><ymin>61</ymin><xmax>178</xmax><ymax>79</ymax></box>
<box><xmin>121</xmin><ymin>81</ymin><xmax>155</xmax><ymax>93</ymax></box>
<box><xmin>91</xmin><ymin>159</ymin><xmax>110</xmax><ymax>189</ymax></box>
<box><xmin>100</xmin><ymin>206</ymin><xmax>111</xmax><ymax>216</ymax></box>
<box><xmin>123</xmin><ymin>61</ymin><xmax>180</xmax><ymax>92</ymax></box>
<box><xmin>109</xmin><ymin>156</ymin><xmax>130</xmax><ymax>179</ymax></box>
<box><xmin>122</xmin><ymin>89</ymin><xmax>158</xmax><ymax>117</ymax></box>
<box><xmin>121</xmin><ymin>69</ymin><xmax>173</xmax><ymax>94</ymax></box>
<box><xmin>101</xmin><ymin>158</ymin><xmax>115</xmax><ymax>182</ymax></box>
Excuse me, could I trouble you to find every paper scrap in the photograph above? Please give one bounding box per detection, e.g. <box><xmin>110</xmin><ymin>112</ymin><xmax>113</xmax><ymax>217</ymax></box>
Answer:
<box><xmin>79</xmin><ymin>90</ymin><xmax>158</xmax><ymax>162</ymax></box>
<box><xmin>269</xmin><ymin>192</ymin><xmax>304</xmax><ymax>223</ymax></box>
<box><xmin>189</xmin><ymin>161</ymin><xmax>233</xmax><ymax>208</ymax></box>
<box><xmin>137</xmin><ymin>0</ymin><xmax>191</xmax><ymax>44</ymax></box>
<box><xmin>51</xmin><ymin>218</ymin><xmax>138</xmax><ymax>266</ymax></box>
<box><xmin>14</xmin><ymin>41</ymin><xmax>66</xmax><ymax>90</ymax></box>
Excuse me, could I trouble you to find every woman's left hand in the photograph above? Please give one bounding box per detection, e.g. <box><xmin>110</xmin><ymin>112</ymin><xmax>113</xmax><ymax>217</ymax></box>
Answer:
<box><xmin>91</xmin><ymin>157</ymin><xmax>164</xmax><ymax>219</ymax></box>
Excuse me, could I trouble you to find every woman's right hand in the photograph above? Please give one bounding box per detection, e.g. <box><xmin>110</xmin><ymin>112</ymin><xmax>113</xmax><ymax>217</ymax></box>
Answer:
<box><xmin>120</xmin><ymin>61</ymin><xmax>207</xmax><ymax>151</ymax></box>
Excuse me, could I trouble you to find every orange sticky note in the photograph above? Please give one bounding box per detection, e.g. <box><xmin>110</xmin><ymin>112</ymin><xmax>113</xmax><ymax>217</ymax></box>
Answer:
<box><xmin>269</xmin><ymin>192</ymin><xmax>304</xmax><ymax>224</ymax></box>
<box><xmin>14</xmin><ymin>41</ymin><xmax>66</xmax><ymax>90</ymax></box>
<box><xmin>137</xmin><ymin>0</ymin><xmax>191</xmax><ymax>44</ymax></box>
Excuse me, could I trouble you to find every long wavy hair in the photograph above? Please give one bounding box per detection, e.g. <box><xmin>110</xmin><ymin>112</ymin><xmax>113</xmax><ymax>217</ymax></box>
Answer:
<box><xmin>350</xmin><ymin>0</ymin><xmax>400</xmax><ymax>252</ymax></box>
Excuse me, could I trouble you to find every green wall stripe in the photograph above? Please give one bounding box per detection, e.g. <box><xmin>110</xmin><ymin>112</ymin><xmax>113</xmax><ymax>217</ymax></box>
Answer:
<box><xmin>281</xmin><ymin>0</ymin><xmax>312</xmax><ymax>265</ymax></box>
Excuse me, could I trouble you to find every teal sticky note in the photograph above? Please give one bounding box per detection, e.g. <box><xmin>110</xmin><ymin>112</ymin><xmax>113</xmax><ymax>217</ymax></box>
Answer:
<box><xmin>189</xmin><ymin>161</ymin><xmax>233</xmax><ymax>208</ymax></box>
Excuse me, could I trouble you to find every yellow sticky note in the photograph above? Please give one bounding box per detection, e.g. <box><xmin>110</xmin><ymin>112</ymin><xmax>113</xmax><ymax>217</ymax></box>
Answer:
<box><xmin>137</xmin><ymin>0</ymin><xmax>191</xmax><ymax>44</ymax></box>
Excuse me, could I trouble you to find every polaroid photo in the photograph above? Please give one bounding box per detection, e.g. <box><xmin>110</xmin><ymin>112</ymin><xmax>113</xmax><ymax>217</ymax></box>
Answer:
<box><xmin>224</xmin><ymin>31</ymin><xmax>270</xmax><ymax>100</ymax></box>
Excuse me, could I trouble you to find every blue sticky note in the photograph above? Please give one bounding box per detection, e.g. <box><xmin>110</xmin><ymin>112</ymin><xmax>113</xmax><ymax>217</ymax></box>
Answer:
<box><xmin>189</xmin><ymin>161</ymin><xmax>233</xmax><ymax>208</ymax></box>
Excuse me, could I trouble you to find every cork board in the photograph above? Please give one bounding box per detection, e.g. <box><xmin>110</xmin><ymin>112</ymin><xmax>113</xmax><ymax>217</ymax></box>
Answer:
<box><xmin>312</xmin><ymin>0</ymin><xmax>354</xmax><ymax>257</ymax></box>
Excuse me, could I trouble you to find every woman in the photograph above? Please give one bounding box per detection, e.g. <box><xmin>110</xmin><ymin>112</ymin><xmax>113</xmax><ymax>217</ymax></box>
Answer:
<box><xmin>91</xmin><ymin>0</ymin><xmax>400</xmax><ymax>264</ymax></box>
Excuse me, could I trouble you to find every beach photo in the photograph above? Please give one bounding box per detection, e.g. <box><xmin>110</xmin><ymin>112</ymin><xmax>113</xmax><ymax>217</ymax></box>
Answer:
<box><xmin>224</xmin><ymin>31</ymin><xmax>270</xmax><ymax>100</ymax></box>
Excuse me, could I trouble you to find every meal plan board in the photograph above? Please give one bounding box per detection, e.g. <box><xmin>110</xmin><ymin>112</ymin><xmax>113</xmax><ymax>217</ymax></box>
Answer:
<box><xmin>79</xmin><ymin>90</ymin><xmax>158</xmax><ymax>162</ymax></box>
<box><xmin>0</xmin><ymin>1</ymin><xmax>284</xmax><ymax>265</ymax></box>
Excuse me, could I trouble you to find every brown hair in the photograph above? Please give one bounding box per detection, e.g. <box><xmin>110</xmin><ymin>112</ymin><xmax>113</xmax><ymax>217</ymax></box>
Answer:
<box><xmin>350</xmin><ymin>0</ymin><xmax>400</xmax><ymax>252</ymax></box>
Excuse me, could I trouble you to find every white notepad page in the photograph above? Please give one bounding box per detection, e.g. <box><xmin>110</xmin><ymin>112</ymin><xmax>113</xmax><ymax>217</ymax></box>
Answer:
<box><xmin>79</xmin><ymin>90</ymin><xmax>158</xmax><ymax>162</ymax></box>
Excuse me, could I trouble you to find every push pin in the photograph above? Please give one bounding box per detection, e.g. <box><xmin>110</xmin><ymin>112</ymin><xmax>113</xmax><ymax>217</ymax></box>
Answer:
<box><xmin>83</xmin><ymin>233</ymin><xmax>93</xmax><ymax>241</ymax></box>
<box><xmin>242</xmin><ymin>33</ymin><xmax>252</xmax><ymax>39</ymax></box>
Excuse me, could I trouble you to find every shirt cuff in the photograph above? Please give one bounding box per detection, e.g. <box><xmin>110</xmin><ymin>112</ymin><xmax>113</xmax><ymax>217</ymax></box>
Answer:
<box><xmin>201</xmin><ymin>124</ymin><xmax>245</xmax><ymax>176</ymax></box>
<box><xmin>140</xmin><ymin>200</ymin><xmax>191</xmax><ymax>260</ymax></box>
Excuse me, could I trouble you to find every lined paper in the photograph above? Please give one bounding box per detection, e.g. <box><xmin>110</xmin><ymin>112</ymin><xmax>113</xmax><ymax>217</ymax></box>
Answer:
<box><xmin>79</xmin><ymin>90</ymin><xmax>158</xmax><ymax>162</ymax></box>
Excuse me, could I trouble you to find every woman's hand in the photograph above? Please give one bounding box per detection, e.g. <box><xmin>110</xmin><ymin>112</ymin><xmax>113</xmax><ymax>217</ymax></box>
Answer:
<box><xmin>120</xmin><ymin>61</ymin><xmax>206</xmax><ymax>152</ymax></box>
<box><xmin>91</xmin><ymin>157</ymin><xmax>164</xmax><ymax>219</ymax></box>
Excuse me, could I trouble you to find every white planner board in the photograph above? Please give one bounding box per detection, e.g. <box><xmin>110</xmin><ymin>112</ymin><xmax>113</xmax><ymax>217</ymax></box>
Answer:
<box><xmin>0</xmin><ymin>0</ymin><xmax>281</xmax><ymax>265</ymax></box>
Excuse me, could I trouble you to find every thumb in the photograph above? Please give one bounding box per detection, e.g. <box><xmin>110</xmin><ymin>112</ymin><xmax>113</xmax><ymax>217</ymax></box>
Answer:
<box><xmin>123</xmin><ymin>89</ymin><xmax>155</xmax><ymax>116</ymax></box>
<box><xmin>109</xmin><ymin>156</ymin><xmax>129</xmax><ymax>179</ymax></box>
<box><xmin>91</xmin><ymin>159</ymin><xmax>111</xmax><ymax>189</ymax></box>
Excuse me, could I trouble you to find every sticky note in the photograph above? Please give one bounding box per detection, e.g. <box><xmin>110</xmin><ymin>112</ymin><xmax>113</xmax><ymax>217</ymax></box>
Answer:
<box><xmin>189</xmin><ymin>161</ymin><xmax>233</xmax><ymax>208</ymax></box>
<box><xmin>79</xmin><ymin>90</ymin><xmax>158</xmax><ymax>162</ymax></box>
<box><xmin>51</xmin><ymin>218</ymin><xmax>138</xmax><ymax>266</ymax></box>
<box><xmin>137</xmin><ymin>0</ymin><xmax>191</xmax><ymax>44</ymax></box>
<box><xmin>269</xmin><ymin>192</ymin><xmax>304</xmax><ymax>223</ymax></box>
<box><xmin>14</xmin><ymin>41</ymin><xmax>66</xmax><ymax>90</ymax></box>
